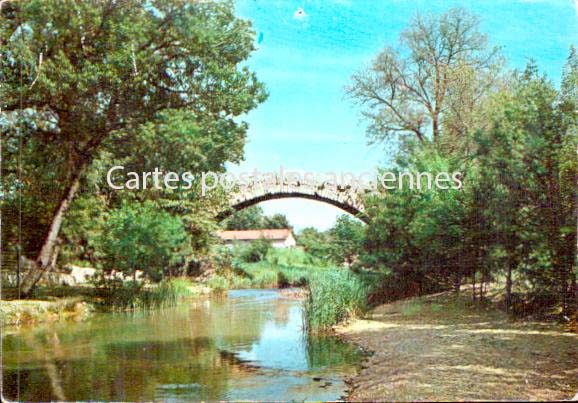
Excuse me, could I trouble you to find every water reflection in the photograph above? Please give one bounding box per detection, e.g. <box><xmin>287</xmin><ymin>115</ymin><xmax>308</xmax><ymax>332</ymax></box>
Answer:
<box><xmin>3</xmin><ymin>289</ymin><xmax>362</xmax><ymax>401</ymax></box>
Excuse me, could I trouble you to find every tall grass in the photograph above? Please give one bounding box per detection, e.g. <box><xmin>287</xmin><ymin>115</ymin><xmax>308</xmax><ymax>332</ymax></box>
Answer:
<box><xmin>98</xmin><ymin>278</ymin><xmax>198</xmax><ymax>311</ymax></box>
<box><xmin>207</xmin><ymin>248</ymin><xmax>322</xmax><ymax>290</ymax></box>
<box><xmin>208</xmin><ymin>247</ymin><xmax>377</xmax><ymax>331</ymax></box>
<box><xmin>304</xmin><ymin>269</ymin><xmax>370</xmax><ymax>331</ymax></box>
<box><xmin>265</xmin><ymin>247</ymin><xmax>323</xmax><ymax>267</ymax></box>
<box><xmin>242</xmin><ymin>262</ymin><xmax>311</xmax><ymax>287</ymax></box>
<box><xmin>207</xmin><ymin>263</ymin><xmax>310</xmax><ymax>290</ymax></box>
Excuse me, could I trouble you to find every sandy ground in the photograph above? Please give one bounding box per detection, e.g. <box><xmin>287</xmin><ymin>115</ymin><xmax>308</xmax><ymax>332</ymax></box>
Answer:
<box><xmin>336</xmin><ymin>292</ymin><xmax>577</xmax><ymax>401</ymax></box>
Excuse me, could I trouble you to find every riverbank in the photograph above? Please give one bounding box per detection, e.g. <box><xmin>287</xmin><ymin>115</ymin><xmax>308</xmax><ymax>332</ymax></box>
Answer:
<box><xmin>0</xmin><ymin>279</ymin><xmax>213</xmax><ymax>326</ymax></box>
<box><xmin>0</xmin><ymin>297</ymin><xmax>93</xmax><ymax>327</ymax></box>
<box><xmin>336</xmin><ymin>291</ymin><xmax>577</xmax><ymax>401</ymax></box>
<box><xmin>3</xmin><ymin>288</ymin><xmax>363</xmax><ymax>401</ymax></box>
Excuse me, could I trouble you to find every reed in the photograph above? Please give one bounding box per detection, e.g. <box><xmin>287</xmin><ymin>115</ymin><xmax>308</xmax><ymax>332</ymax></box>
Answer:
<box><xmin>304</xmin><ymin>269</ymin><xmax>370</xmax><ymax>331</ymax></box>
<box><xmin>99</xmin><ymin>278</ymin><xmax>198</xmax><ymax>311</ymax></box>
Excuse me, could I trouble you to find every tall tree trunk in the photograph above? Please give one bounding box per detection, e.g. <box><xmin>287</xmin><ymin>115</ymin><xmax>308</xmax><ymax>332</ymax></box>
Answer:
<box><xmin>20</xmin><ymin>162</ymin><xmax>88</xmax><ymax>296</ymax></box>
<box><xmin>505</xmin><ymin>258</ymin><xmax>513</xmax><ymax>313</ymax></box>
<box><xmin>472</xmin><ymin>267</ymin><xmax>477</xmax><ymax>304</ymax></box>
<box><xmin>557</xmin><ymin>240</ymin><xmax>576</xmax><ymax>317</ymax></box>
<box><xmin>432</xmin><ymin>115</ymin><xmax>439</xmax><ymax>143</ymax></box>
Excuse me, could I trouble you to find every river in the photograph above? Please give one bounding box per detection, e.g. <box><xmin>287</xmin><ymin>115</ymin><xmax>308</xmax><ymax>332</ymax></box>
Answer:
<box><xmin>2</xmin><ymin>289</ymin><xmax>363</xmax><ymax>401</ymax></box>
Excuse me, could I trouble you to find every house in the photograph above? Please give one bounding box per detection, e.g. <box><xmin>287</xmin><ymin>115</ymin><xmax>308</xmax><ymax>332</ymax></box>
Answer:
<box><xmin>217</xmin><ymin>229</ymin><xmax>297</xmax><ymax>248</ymax></box>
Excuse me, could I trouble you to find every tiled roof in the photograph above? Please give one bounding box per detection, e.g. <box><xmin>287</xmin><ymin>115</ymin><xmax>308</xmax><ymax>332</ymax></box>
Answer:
<box><xmin>217</xmin><ymin>229</ymin><xmax>294</xmax><ymax>241</ymax></box>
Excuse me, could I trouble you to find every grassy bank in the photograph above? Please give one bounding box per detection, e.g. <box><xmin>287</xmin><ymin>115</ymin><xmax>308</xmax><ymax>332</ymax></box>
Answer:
<box><xmin>94</xmin><ymin>278</ymin><xmax>210</xmax><ymax>311</ymax></box>
<box><xmin>1</xmin><ymin>278</ymin><xmax>210</xmax><ymax>326</ymax></box>
<box><xmin>0</xmin><ymin>297</ymin><xmax>92</xmax><ymax>326</ymax></box>
<box><xmin>2</xmin><ymin>249</ymin><xmax>379</xmax><ymax>330</ymax></box>
<box><xmin>206</xmin><ymin>248</ymin><xmax>327</xmax><ymax>291</ymax></box>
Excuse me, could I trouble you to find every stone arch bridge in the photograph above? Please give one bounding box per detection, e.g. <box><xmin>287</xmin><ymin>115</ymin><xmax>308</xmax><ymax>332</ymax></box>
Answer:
<box><xmin>216</xmin><ymin>175</ymin><xmax>371</xmax><ymax>223</ymax></box>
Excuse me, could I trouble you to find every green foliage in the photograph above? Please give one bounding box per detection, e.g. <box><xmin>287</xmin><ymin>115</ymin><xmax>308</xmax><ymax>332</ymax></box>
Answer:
<box><xmin>343</xmin><ymin>9</ymin><xmax>577</xmax><ymax>318</ymax></box>
<box><xmin>205</xmin><ymin>247</ymin><xmax>376</xmax><ymax>330</ymax></box>
<box><xmin>329</xmin><ymin>215</ymin><xmax>366</xmax><ymax>265</ymax></box>
<box><xmin>96</xmin><ymin>278</ymin><xmax>199</xmax><ymax>311</ymax></box>
<box><xmin>265</xmin><ymin>214</ymin><xmax>292</xmax><ymax>229</ymax></box>
<box><xmin>97</xmin><ymin>202</ymin><xmax>192</xmax><ymax>281</ymax></box>
<box><xmin>206</xmin><ymin>275</ymin><xmax>229</xmax><ymax>294</ymax></box>
<box><xmin>224</xmin><ymin>206</ymin><xmax>265</xmax><ymax>230</ymax></box>
<box><xmin>363</xmin><ymin>147</ymin><xmax>469</xmax><ymax>293</ymax></box>
<box><xmin>297</xmin><ymin>227</ymin><xmax>333</xmax><ymax>262</ymax></box>
<box><xmin>0</xmin><ymin>298</ymin><xmax>92</xmax><ymax>326</ymax></box>
<box><xmin>1</xmin><ymin>0</ymin><xmax>267</xmax><ymax>290</ymax></box>
<box><xmin>266</xmin><ymin>247</ymin><xmax>318</xmax><ymax>267</ymax></box>
<box><xmin>249</xmin><ymin>269</ymin><xmax>279</xmax><ymax>288</ymax></box>
<box><xmin>347</xmin><ymin>8</ymin><xmax>501</xmax><ymax>145</ymax></box>
<box><xmin>277</xmin><ymin>271</ymin><xmax>290</xmax><ymax>288</ymax></box>
<box><xmin>297</xmin><ymin>220</ymin><xmax>366</xmax><ymax>266</ymax></box>
<box><xmin>233</xmin><ymin>238</ymin><xmax>272</xmax><ymax>263</ymax></box>
<box><xmin>304</xmin><ymin>270</ymin><xmax>371</xmax><ymax>331</ymax></box>
<box><xmin>224</xmin><ymin>205</ymin><xmax>291</xmax><ymax>230</ymax></box>
<box><xmin>358</xmin><ymin>54</ymin><xmax>577</xmax><ymax>316</ymax></box>
<box><xmin>471</xmin><ymin>62</ymin><xmax>577</xmax><ymax>313</ymax></box>
<box><xmin>207</xmin><ymin>248</ymin><xmax>323</xmax><ymax>289</ymax></box>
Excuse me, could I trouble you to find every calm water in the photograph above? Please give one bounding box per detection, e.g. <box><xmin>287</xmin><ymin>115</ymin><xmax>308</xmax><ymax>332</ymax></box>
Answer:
<box><xmin>2</xmin><ymin>289</ymin><xmax>363</xmax><ymax>401</ymax></box>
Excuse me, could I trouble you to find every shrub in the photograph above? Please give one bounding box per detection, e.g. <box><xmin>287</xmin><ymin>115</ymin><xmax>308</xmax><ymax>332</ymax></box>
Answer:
<box><xmin>97</xmin><ymin>202</ymin><xmax>192</xmax><ymax>281</ymax></box>
<box><xmin>239</xmin><ymin>238</ymin><xmax>273</xmax><ymax>263</ymax></box>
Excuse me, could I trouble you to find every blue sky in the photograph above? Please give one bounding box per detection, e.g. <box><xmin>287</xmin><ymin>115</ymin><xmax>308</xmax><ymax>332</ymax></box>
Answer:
<box><xmin>231</xmin><ymin>0</ymin><xmax>577</xmax><ymax>231</ymax></box>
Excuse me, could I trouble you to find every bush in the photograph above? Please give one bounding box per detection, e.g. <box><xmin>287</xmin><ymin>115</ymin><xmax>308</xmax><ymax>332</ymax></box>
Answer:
<box><xmin>239</xmin><ymin>238</ymin><xmax>273</xmax><ymax>263</ymax></box>
<box><xmin>97</xmin><ymin>202</ymin><xmax>192</xmax><ymax>281</ymax></box>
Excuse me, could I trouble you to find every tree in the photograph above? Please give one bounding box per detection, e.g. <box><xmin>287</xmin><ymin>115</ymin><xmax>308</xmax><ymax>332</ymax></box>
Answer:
<box><xmin>224</xmin><ymin>206</ymin><xmax>266</xmax><ymax>230</ymax></box>
<box><xmin>297</xmin><ymin>227</ymin><xmax>333</xmax><ymax>262</ymax></box>
<box><xmin>264</xmin><ymin>213</ymin><xmax>291</xmax><ymax>229</ymax></box>
<box><xmin>239</xmin><ymin>237</ymin><xmax>272</xmax><ymax>263</ymax></box>
<box><xmin>475</xmin><ymin>61</ymin><xmax>577</xmax><ymax>314</ymax></box>
<box><xmin>329</xmin><ymin>215</ymin><xmax>365</xmax><ymax>265</ymax></box>
<box><xmin>362</xmin><ymin>148</ymin><xmax>468</xmax><ymax>295</ymax></box>
<box><xmin>224</xmin><ymin>206</ymin><xmax>291</xmax><ymax>230</ymax></box>
<box><xmin>97</xmin><ymin>202</ymin><xmax>192</xmax><ymax>281</ymax></box>
<box><xmin>346</xmin><ymin>8</ymin><xmax>575</xmax><ymax>318</ymax></box>
<box><xmin>361</xmin><ymin>58</ymin><xmax>576</xmax><ymax>312</ymax></box>
<box><xmin>347</xmin><ymin>8</ymin><xmax>500</xmax><ymax>146</ymax></box>
<box><xmin>43</xmin><ymin>105</ymin><xmax>238</xmax><ymax>275</ymax></box>
<box><xmin>557</xmin><ymin>47</ymin><xmax>578</xmax><ymax>315</ymax></box>
<box><xmin>1</xmin><ymin>0</ymin><xmax>266</xmax><ymax>294</ymax></box>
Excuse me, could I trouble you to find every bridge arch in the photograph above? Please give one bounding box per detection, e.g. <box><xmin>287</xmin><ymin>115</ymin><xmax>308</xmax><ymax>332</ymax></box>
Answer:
<box><xmin>216</xmin><ymin>179</ymin><xmax>370</xmax><ymax>223</ymax></box>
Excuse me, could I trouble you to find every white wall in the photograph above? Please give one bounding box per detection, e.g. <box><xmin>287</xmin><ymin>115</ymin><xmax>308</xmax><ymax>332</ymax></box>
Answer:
<box><xmin>272</xmin><ymin>233</ymin><xmax>296</xmax><ymax>248</ymax></box>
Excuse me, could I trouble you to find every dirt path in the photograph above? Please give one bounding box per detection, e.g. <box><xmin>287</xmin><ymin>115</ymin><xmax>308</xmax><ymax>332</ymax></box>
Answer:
<box><xmin>336</xmin><ymin>292</ymin><xmax>577</xmax><ymax>401</ymax></box>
